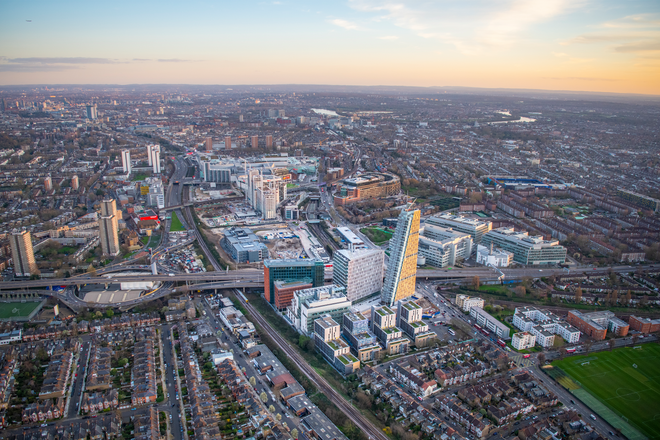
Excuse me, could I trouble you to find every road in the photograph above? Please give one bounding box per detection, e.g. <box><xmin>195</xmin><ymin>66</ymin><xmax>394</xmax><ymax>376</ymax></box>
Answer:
<box><xmin>67</xmin><ymin>339</ymin><xmax>91</xmax><ymax>418</ymax></box>
<box><xmin>234</xmin><ymin>291</ymin><xmax>391</xmax><ymax>440</ymax></box>
<box><xmin>161</xmin><ymin>324</ymin><xmax>186</xmax><ymax>440</ymax></box>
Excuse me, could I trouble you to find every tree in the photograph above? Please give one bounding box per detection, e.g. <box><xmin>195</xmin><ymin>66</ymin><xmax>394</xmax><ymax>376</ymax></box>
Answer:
<box><xmin>282</xmin><ymin>422</ymin><xmax>288</xmax><ymax>429</ymax></box>
<box><xmin>514</xmin><ymin>286</ymin><xmax>526</xmax><ymax>297</ymax></box>
<box><xmin>249</xmin><ymin>376</ymin><xmax>256</xmax><ymax>386</ymax></box>
<box><xmin>611</xmin><ymin>290</ymin><xmax>619</xmax><ymax>305</ymax></box>
<box><xmin>276</xmin><ymin>413</ymin><xmax>282</xmax><ymax>421</ymax></box>
<box><xmin>269</xmin><ymin>405</ymin><xmax>276</xmax><ymax>413</ymax></box>
<box><xmin>86</xmin><ymin>265</ymin><xmax>97</xmax><ymax>276</ymax></box>
<box><xmin>291</xmin><ymin>429</ymin><xmax>298</xmax><ymax>439</ymax></box>
<box><xmin>632</xmin><ymin>334</ymin><xmax>639</xmax><ymax>345</ymax></box>
<box><xmin>94</xmin><ymin>311</ymin><xmax>103</xmax><ymax>319</ymax></box>
<box><xmin>537</xmin><ymin>353</ymin><xmax>546</xmax><ymax>365</ymax></box>
<box><xmin>574</xmin><ymin>287</ymin><xmax>582</xmax><ymax>303</ymax></box>
<box><xmin>260</xmin><ymin>392</ymin><xmax>267</xmax><ymax>403</ymax></box>
<box><xmin>118</xmin><ymin>358</ymin><xmax>128</xmax><ymax>367</ymax></box>
<box><xmin>105</xmin><ymin>309</ymin><xmax>114</xmax><ymax>319</ymax></box>
<box><xmin>472</xmin><ymin>276</ymin><xmax>480</xmax><ymax>290</ymax></box>
<box><xmin>608</xmin><ymin>339</ymin><xmax>616</xmax><ymax>351</ymax></box>
<box><xmin>558</xmin><ymin>348</ymin><xmax>567</xmax><ymax>360</ymax></box>
<box><xmin>625</xmin><ymin>290</ymin><xmax>632</xmax><ymax>306</ymax></box>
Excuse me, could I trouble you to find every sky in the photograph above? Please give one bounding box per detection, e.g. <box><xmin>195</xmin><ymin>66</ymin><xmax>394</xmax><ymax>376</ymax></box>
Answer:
<box><xmin>1</xmin><ymin>0</ymin><xmax>659</xmax><ymax>94</ymax></box>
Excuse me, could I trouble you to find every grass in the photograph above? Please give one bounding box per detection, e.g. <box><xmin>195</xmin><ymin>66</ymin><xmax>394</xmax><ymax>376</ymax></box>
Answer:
<box><xmin>170</xmin><ymin>211</ymin><xmax>185</xmax><ymax>232</ymax></box>
<box><xmin>0</xmin><ymin>301</ymin><xmax>41</xmax><ymax>319</ymax></box>
<box><xmin>132</xmin><ymin>173</ymin><xmax>149</xmax><ymax>181</ymax></box>
<box><xmin>360</xmin><ymin>227</ymin><xmax>392</xmax><ymax>245</ymax></box>
<box><xmin>552</xmin><ymin>344</ymin><xmax>660</xmax><ymax>439</ymax></box>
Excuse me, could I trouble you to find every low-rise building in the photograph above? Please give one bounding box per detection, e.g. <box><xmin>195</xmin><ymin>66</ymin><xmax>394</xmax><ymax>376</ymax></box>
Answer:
<box><xmin>628</xmin><ymin>315</ymin><xmax>660</xmax><ymax>334</ymax></box>
<box><xmin>476</xmin><ymin>244</ymin><xmax>513</xmax><ymax>267</ymax></box>
<box><xmin>314</xmin><ymin>315</ymin><xmax>360</xmax><ymax>375</ymax></box>
<box><xmin>481</xmin><ymin>227</ymin><xmax>567</xmax><ymax>265</ymax></box>
<box><xmin>512</xmin><ymin>307</ymin><xmax>580</xmax><ymax>346</ymax></box>
<box><xmin>220</xmin><ymin>227</ymin><xmax>269</xmax><ymax>263</ymax></box>
<box><xmin>287</xmin><ymin>285</ymin><xmax>351</xmax><ymax>335</ymax></box>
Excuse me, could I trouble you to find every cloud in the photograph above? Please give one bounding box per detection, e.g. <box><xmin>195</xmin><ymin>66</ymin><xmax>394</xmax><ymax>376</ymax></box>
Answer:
<box><xmin>379</xmin><ymin>35</ymin><xmax>398</xmax><ymax>40</ymax></box>
<box><xmin>133</xmin><ymin>58</ymin><xmax>151</xmax><ymax>62</ymax></box>
<box><xmin>347</xmin><ymin>0</ymin><xmax>573</xmax><ymax>53</ymax></box>
<box><xmin>545</xmin><ymin>76</ymin><xmax>619</xmax><ymax>82</ymax></box>
<box><xmin>328</xmin><ymin>18</ymin><xmax>362</xmax><ymax>30</ymax></box>
<box><xmin>564</xmin><ymin>13</ymin><xmax>660</xmax><ymax>57</ymax></box>
<box><xmin>5</xmin><ymin>57</ymin><xmax>118</xmax><ymax>64</ymax></box>
<box><xmin>0</xmin><ymin>64</ymin><xmax>79</xmax><ymax>72</ymax></box>
<box><xmin>157</xmin><ymin>58</ymin><xmax>192</xmax><ymax>62</ymax></box>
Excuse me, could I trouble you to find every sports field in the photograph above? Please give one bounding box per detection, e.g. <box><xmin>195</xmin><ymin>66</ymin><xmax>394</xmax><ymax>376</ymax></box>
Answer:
<box><xmin>0</xmin><ymin>302</ymin><xmax>42</xmax><ymax>319</ymax></box>
<box><xmin>170</xmin><ymin>211</ymin><xmax>185</xmax><ymax>232</ymax></box>
<box><xmin>553</xmin><ymin>344</ymin><xmax>660</xmax><ymax>440</ymax></box>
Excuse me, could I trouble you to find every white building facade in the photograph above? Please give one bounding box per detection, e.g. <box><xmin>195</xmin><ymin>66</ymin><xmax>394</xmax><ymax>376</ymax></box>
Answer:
<box><xmin>332</xmin><ymin>248</ymin><xmax>384</xmax><ymax>302</ymax></box>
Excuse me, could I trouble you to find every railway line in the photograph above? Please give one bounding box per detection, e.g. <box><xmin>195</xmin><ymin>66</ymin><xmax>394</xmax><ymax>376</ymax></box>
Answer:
<box><xmin>235</xmin><ymin>293</ymin><xmax>389</xmax><ymax>440</ymax></box>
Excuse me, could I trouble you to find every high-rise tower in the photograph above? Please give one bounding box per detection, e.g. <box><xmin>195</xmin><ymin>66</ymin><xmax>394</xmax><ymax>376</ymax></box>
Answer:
<box><xmin>99</xmin><ymin>199</ymin><xmax>120</xmax><ymax>256</ymax></box>
<box><xmin>10</xmin><ymin>230</ymin><xmax>38</xmax><ymax>276</ymax></box>
<box><xmin>381</xmin><ymin>207</ymin><xmax>420</xmax><ymax>306</ymax></box>
<box><xmin>121</xmin><ymin>150</ymin><xmax>131</xmax><ymax>175</ymax></box>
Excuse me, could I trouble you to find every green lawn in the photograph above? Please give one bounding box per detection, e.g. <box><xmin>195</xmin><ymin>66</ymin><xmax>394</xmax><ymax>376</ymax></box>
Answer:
<box><xmin>0</xmin><ymin>302</ymin><xmax>42</xmax><ymax>319</ymax></box>
<box><xmin>552</xmin><ymin>344</ymin><xmax>660</xmax><ymax>439</ymax></box>
<box><xmin>170</xmin><ymin>212</ymin><xmax>185</xmax><ymax>232</ymax></box>
<box><xmin>132</xmin><ymin>173</ymin><xmax>149</xmax><ymax>181</ymax></box>
<box><xmin>360</xmin><ymin>227</ymin><xmax>393</xmax><ymax>245</ymax></box>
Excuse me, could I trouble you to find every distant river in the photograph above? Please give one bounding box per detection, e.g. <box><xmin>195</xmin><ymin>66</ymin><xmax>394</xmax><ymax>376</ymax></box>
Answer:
<box><xmin>312</xmin><ymin>108</ymin><xmax>340</xmax><ymax>117</ymax></box>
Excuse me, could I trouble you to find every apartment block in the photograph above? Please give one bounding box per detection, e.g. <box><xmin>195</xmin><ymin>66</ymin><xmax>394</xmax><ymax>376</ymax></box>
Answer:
<box><xmin>628</xmin><ymin>315</ymin><xmax>660</xmax><ymax>334</ymax></box>
<box><xmin>314</xmin><ymin>315</ymin><xmax>359</xmax><ymax>375</ymax></box>
<box><xmin>9</xmin><ymin>229</ymin><xmax>38</xmax><ymax>276</ymax></box>
<box><xmin>512</xmin><ymin>307</ymin><xmax>581</xmax><ymax>346</ymax></box>
<box><xmin>455</xmin><ymin>295</ymin><xmax>485</xmax><ymax>312</ymax></box>
<box><xmin>342</xmin><ymin>312</ymin><xmax>381</xmax><ymax>362</ymax></box>
<box><xmin>371</xmin><ymin>305</ymin><xmax>410</xmax><ymax>355</ymax></box>
<box><xmin>287</xmin><ymin>285</ymin><xmax>351</xmax><ymax>335</ymax></box>
<box><xmin>567</xmin><ymin>310</ymin><xmax>629</xmax><ymax>340</ymax></box>
<box><xmin>511</xmin><ymin>332</ymin><xmax>536</xmax><ymax>350</ymax></box>
<box><xmin>382</xmin><ymin>208</ymin><xmax>420</xmax><ymax>306</ymax></box>
<box><xmin>469</xmin><ymin>307</ymin><xmax>510</xmax><ymax>339</ymax></box>
<box><xmin>397</xmin><ymin>299</ymin><xmax>436</xmax><ymax>347</ymax></box>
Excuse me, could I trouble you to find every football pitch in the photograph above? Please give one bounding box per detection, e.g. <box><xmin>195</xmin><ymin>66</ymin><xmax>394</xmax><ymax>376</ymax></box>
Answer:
<box><xmin>553</xmin><ymin>344</ymin><xmax>660</xmax><ymax>440</ymax></box>
<box><xmin>0</xmin><ymin>301</ymin><xmax>42</xmax><ymax>319</ymax></box>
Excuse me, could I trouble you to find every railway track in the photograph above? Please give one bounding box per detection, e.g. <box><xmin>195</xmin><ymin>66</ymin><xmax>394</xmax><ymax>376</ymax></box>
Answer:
<box><xmin>236</xmin><ymin>294</ymin><xmax>388</xmax><ymax>440</ymax></box>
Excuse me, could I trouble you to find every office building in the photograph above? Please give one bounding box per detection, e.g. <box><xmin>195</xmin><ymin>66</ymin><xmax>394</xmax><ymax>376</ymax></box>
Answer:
<box><xmin>10</xmin><ymin>229</ymin><xmax>38</xmax><ymax>276</ymax></box>
<box><xmin>480</xmin><ymin>228</ymin><xmax>567</xmax><ymax>265</ymax></box>
<box><xmin>224</xmin><ymin>135</ymin><xmax>232</xmax><ymax>149</ymax></box>
<box><xmin>220</xmin><ymin>228</ymin><xmax>269</xmax><ymax>264</ymax></box>
<box><xmin>265</xmin><ymin>135</ymin><xmax>273</xmax><ymax>149</ymax></box>
<box><xmin>251</xmin><ymin>135</ymin><xmax>259</xmax><ymax>149</ymax></box>
<box><xmin>204</xmin><ymin>163</ymin><xmax>231</xmax><ymax>184</ymax></box>
<box><xmin>144</xmin><ymin>177</ymin><xmax>165</xmax><ymax>209</ymax></box>
<box><xmin>567</xmin><ymin>310</ymin><xmax>629</xmax><ymax>340</ymax></box>
<box><xmin>476</xmin><ymin>244</ymin><xmax>513</xmax><ymax>267</ymax></box>
<box><xmin>469</xmin><ymin>307</ymin><xmax>510</xmax><ymax>339</ymax></box>
<box><xmin>273</xmin><ymin>279</ymin><xmax>313</xmax><ymax>311</ymax></box>
<box><xmin>44</xmin><ymin>177</ymin><xmax>52</xmax><ymax>192</ymax></box>
<box><xmin>370</xmin><ymin>305</ymin><xmax>410</xmax><ymax>355</ymax></box>
<box><xmin>86</xmin><ymin>104</ymin><xmax>97</xmax><ymax>120</ymax></box>
<box><xmin>264</xmin><ymin>259</ymin><xmax>325</xmax><ymax>306</ymax></box>
<box><xmin>287</xmin><ymin>285</ymin><xmax>351</xmax><ymax>335</ymax></box>
<box><xmin>418</xmin><ymin>225</ymin><xmax>473</xmax><ymax>268</ymax></box>
<box><xmin>511</xmin><ymin>332</ymin><xmax>536</xmax><ymax>350</ymax></box>
<box><xmin>121</xmin><ymin>150</ymin><xmax>131</xmax><ymax>175</ymax></box>
<box><xmin>333</xmin><ymin>173</ymin><xmax>401</xmax><ymax>205</ymax></box>
<box><xmin>342</xmin><ymin>312</ymin><xmax>381</xmax><ymax>362</ymax></box>
<box><xmin>336</xmin><ymin>227</ymin><xmax>366</xmax><ymax>250</ymax></box>
<box><xmin>99</xmin><ymin>199</ymin><xmax>120</xmax><ymax>256</ymax></box>
<box><xmin>397</xmin><ymin>300</ymin><xmax>436</xmax><ymax>347</ymax></box>
<box><xmin>455</xmin><ymin>295</ymin><xmax>485</xmax><ymax>313</ymax></box>
<box><xmin>332</xmin><ymin>248</ymin><xmax>384</xmax><ymax>302</ymax></box>
<box><xmin>381</xmin><ymin>208</ymin><xmax>420</xmax><ymax>306</ymax></box>
<box><xmin>314</xmin><ymin>315</ymin><xmax>359</xmax><ymax>375</ymax></box>
<box><xmin>425</xmin><ymin>214</ymin><xmax>492</xmax><ymax>245</ymax></box>
<box><xmin>71</xmin><ymin>175</ymin><xmax>79</xmax><ymax>191</ymax></box>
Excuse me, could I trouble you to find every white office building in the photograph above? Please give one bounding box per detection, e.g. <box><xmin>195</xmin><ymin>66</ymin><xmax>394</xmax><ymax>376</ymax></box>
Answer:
<box><xmin>481</xmin><ymin>228</ymin><xmax>567</xmax><ymax>265</ymax></box>
<box><xmin>418</xmin><ymin>225</ymin><xmax>473</xmax><ymax>268</ymax></box>
<box><xmin>121</xmin><ymin>150</ymin><xmax>131</xmax><ymax>175</ymax></box>
<box><xmin>336</xmin><ymin>227</ymin><xmax>366</xmax><ymax>250</ymax></box>
<box><xmin>332</xmin><ymin>248</ymin><xmax>384</xmax><ymax>302</ymax></box>
<box><xmin>476</xmin><ymin>244</ymin><xmax>514</xmax><ymax>267</ymax></box>
<box><xmin>425</xmin><ymin>214</ymin><xmax>492</xmax><ymax>245</ymax></box>
<box><xmin>511</xmin><ymin>332</ymin><xmax>536</xmax><ymax>350</ymax></box>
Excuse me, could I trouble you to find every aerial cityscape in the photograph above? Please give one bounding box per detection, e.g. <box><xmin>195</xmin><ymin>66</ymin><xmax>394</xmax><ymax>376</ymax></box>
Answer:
<box><xmin>1</xmin><ymin>1</ymin><xmax>660</xmax><ymax>440</ymax></box>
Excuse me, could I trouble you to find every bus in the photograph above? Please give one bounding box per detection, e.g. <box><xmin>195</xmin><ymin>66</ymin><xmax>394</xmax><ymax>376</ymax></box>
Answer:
<box><xmin>566</xmin><ymin>348</ymin><xmax>576</xmax><ymax>354</ymax></box>
<box><xmin>497</xmin><ymin>339</ymin><xmax>506</xmax><ymax>348</ymax></box>
<box><xmin>448</xmin><ymin>329</ymin><xmax>456</xmax><ymax>336</ymax></box>
<box><xmin>523</xmin><ymin>354</ymin><xmax>531</xmax><ymax>359</ymax></box>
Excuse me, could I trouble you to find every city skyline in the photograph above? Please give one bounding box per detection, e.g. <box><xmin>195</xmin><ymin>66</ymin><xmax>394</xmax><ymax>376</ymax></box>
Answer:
<box><xmin>1</xmin><ymin>0</ymin><xmax>659</xmax><ymax>94</ymax></box>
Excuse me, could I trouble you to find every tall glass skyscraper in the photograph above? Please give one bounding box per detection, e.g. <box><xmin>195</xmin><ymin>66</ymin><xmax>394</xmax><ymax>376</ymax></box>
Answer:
<box><xmin>381</xmin><ymin>208</ymin><xmax>420</xmax><ymax>306</ymax></box>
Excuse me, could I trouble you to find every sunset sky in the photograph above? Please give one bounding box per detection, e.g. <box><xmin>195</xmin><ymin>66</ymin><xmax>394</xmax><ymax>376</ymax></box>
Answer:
<box><xmin>1</xmin><ymin>0</ymin><xmax>659</xmax><ymax>94</ymax></box>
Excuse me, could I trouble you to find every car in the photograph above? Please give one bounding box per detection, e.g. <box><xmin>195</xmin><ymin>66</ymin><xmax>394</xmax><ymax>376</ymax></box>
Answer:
<box><xmin>514</xmin><ymin>422</ymin><xmax>520</xmax><ymax>426</ymax></box>
<box><xmin>570</xmin><ymin>399</ymin><xmax>575</xmax><ymax>404</ymax></box>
